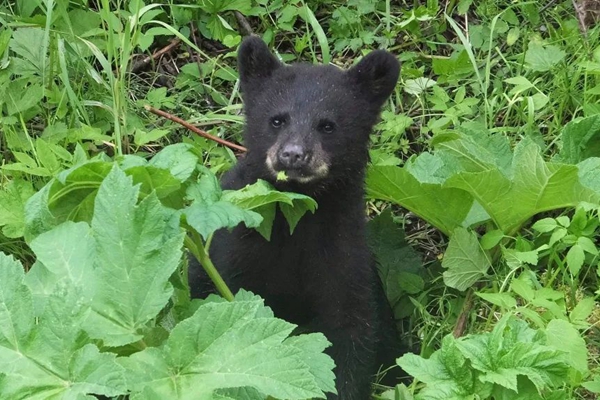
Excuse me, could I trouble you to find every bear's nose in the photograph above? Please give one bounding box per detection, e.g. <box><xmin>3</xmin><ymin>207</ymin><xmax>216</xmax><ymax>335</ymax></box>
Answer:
<box><xmin>278</xmin><ymin>144</ymin><xmax>309</xmax><ymax>169</ymax></box>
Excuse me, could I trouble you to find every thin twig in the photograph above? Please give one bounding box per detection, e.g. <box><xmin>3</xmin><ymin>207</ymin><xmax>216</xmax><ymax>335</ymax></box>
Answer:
<box><xmin>131</xmin><ymin>38</ymin><xmax>182</xmax><ymax>73</ymax></box>
<box><xmin>234</xmin><ymin>11</ymin><xmax>253</xmax><ymax>36</ymax></box>
<box><xmin>144</xmin><ymin>105</ymin><xmax>247</xmax><ymax>152</ymax></box>
<box><xmin>453</xmin><ymin>289</ymin><xmax>474</xmax><ymax>338</ymax></box>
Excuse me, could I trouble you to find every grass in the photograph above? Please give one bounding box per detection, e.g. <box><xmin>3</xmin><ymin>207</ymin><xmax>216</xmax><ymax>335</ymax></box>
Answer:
<box><xmin>2</xmin><ymin>0</ymin><xmax>600</xmax><ymax>398</ymax></box>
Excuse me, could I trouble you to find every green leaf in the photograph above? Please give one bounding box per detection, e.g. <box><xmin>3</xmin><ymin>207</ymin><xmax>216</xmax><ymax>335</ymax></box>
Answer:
<box><xmin>476</xmin><ymin>292</ymin><xmax>517</xmax><ymax>309</ymax></box>
<box><xmin>545</xmin><ymin>320</ymin><xmax>588</xmax><ymax>374</ymax></box>
<box><xmin>404</xmin><ymin>77</ymin><xmax>436</xmax><ymax>96</ymax></box>
<box><xmin>510</xmin><ymin>275</ymin><xmax>535</xmax><ymax>302</ymax></box>
<box><xmin>23</xmin><ymin>184</ymin><xmax>59</xmax><ymax>242</ymax></box>
<box><xmin>480</xmin><ymin>229</ymin><xmax>503</xmax><ymax>249</ymax></box>
<box><xmin>126</xmin><ymin>165</ymin><xmax>181</xmax><ymax>199</ymax></box>
<box><xmin>198</xmin><ymin>0</ymin><xmax>252</xmax><ymax>13</ymax></box>
<box><xmin>85</xmin><ymin>166</ymin><xmax>184</xmax><ymax>346</ymax></box>
<box><xmin>0</xmin><ymin>179</ymin><xmax>35</xmax><ymax>238</ymax></box>
<box><xmin>120</xmin><ymin>292</ymin><xmax>334</xmax><ymax>399</ymax></box>
<box><xmin>185</xmin><ymin>201</ymin><xmax>262</xmax><ymax>241</ymax></box>
<box><xmin>0</xmin><ymin>249</ymin><xmax>127</xmax><ymax>399</ymax></box>
<box><xmin>222</xmin><ymin>180</ymin><xmax>317</xmax><ymax>240</ymax></box>
<box><xmin>284</xmin><ymin>334</ymin><xmax>336</xmax><ymax>394</ymax></box>
<box><xmin>525</xmin><ymin>42</ymin><xmax>565</xmax><ymax>72</ymax></box>
<box><xmin>5</xmin><ymin>83</ymin><xmax>44</xmax><ymax>116</ymax></box>
<box><xmin>149</xmin><ymin>143</ymin><xmax>198</xmax><ymax>182</ymax></box>
<box><xmin>570</xmin><ymin>297</ymin><xmax>594</xmax><ymax>329</ymax></box>
<box><xmin>367</xmin><ymin>163</ymin><xmax>474</xmax><ymax>236</ymax></box>
<box><xmin>506</xmin><ymin>27</ymin><xmax>519</xmax><ymax>46</ymax></box>
<box><xmin>531</xmin><ymin>218</ymin><xmax>557</xmax><ymax>233</ymax></box>
<box><xmin>456</xmin><ymin>316</ymin><xmax>569</xmax><ymax>394</ymax></box>
<box><xmin>26</xmin><ymin>222</ymin><xmax>95</xmax><ymax>313</ymax></box>
<box><xmin>566</xmin><ymin>244</ymin><xmax>585</xmax><ymax>275</ymax></box>
<box><xmin>505</xmin><ymin>76</ymin><xmax>533</xmax><ymax>94</ymax></box>
<box><xmin>35</xmin><ymin>138</ymin><xmax>61</xmax><ymax>174</ymax></box>
<box><xmin>578</xmin><ymin>236</ymin><xmax>598</xmax><ymax>254</ymax></box>
<box><xmin>134</xmin><ymin>128</ymin><xmax>170</xmax><ymax>146</ymax></box>
<box><xmin>10</xmin><ymin>27</ymin><xmax>46</xmax><ymax>74</ymax></box>
<box><xmin>442</xmin><ymin>227</ymin><xmax>491</xmax><ymax>291</ymax></box>
<box><xmin>397</xmin><ymin>335</ymin><xmax>490</xmax><ymax>398</ymax></box>
<box><xmin>446</xmin><ymin>140</ymin><xmax>600</xmax><ymax>234</ymax></box>
<box><xmin>0</xmin><ymin>253</ymin><xmax>32</xmax><ymax>350</ymax></box>
<box><xmin>582</xmin><ymin>376</ymin><xmax>600</xmax><ymax>393</ymax></box>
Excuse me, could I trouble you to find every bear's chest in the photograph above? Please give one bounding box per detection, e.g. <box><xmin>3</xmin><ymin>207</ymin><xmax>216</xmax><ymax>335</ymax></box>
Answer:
<box><xmin>211</xmin><ymin>210</ymin><xmax>347</xmax><ymax>323</ymax></box>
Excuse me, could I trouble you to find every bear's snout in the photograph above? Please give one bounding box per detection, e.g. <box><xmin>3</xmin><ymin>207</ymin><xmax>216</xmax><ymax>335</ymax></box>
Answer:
<box><xmin>278</xmin><ymin>143</ymin><xmax>311</xmax><ymax>169</ymax></box>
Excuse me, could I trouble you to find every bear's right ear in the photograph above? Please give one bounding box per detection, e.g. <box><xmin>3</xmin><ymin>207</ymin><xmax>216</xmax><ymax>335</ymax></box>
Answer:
<box><xmin>238</xmin><ymin>36</ymin><xmax>281</xmax><ymax>84</ymax></box>
<box><xmin>347</xmin><ymin>50</ymin><xmax>400</xmax><ymax>106</ymax></box>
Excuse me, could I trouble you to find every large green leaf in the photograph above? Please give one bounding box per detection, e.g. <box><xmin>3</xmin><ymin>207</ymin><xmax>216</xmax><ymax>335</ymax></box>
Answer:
<box><xmin>367</xmin><ymin>161</ymin><xmax>474</xmax><ymax>236</ymax></box>
<box><xmin>446</xmin><ymin>141</ymin><xmax>600</xmax><ymax>234</ymax></box>
<box><xmin>185</xmin><ymin>201</ymin><xmax>263</xmax><ymax>240</ymax></box>
<box><xmin>545</xmin><ymin>320</ymin><xmax>588</xmax><ymax>375</ymax></box>
<box><xmin>85</xmin><ymin>166</ymin><xmax>184</xmax><ymax>346</ymax></box>
<box><xmin>0</xmin><ymin>244</ymin><xmax>127</xmax><ymax>399</ymax></box>
<box><xmin>25</xmin><ymin>222</ymin><xmax>95</xmax><ymax>314</ymax></box>
<box><xmin>121</xmin><ymin>292</ymin><xmax>334</xmax><ymax>400</ymax></box>
<box><xmin>556</xmin><ymin>115</ymin><xmax>600</xmax><ymax>163</ymax></box>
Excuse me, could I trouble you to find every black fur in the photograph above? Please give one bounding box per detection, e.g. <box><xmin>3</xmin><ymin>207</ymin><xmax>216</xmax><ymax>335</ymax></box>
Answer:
<box><xmin>189</xmin><ymin>36</ymin><xmax>401</xmax><ymax>399</ymax></box>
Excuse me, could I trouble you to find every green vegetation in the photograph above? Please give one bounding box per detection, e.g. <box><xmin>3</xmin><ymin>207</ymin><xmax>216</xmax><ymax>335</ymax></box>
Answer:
<box><xmin>1</xmin><ymin>1</ymin><xmax>600</xmax><ymax>399</ymax></box>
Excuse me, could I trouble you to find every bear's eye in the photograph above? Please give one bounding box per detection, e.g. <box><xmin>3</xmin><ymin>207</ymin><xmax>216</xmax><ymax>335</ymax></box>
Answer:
<box><xmin>271</xmin><ymin>117</ymin><xmax>285</xmax><ymax>128</ymax></box>
<box><xmin>319</xmin><ymin>120</ymin><xmax>335</xmax><ymax>134</ymax></box>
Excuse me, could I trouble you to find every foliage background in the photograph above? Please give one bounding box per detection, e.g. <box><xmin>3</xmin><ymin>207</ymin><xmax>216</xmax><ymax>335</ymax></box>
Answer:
<box><xmin>2</xmin><ymin>0</ymin><xmax>600</xmax><ymax>399</ymax></box>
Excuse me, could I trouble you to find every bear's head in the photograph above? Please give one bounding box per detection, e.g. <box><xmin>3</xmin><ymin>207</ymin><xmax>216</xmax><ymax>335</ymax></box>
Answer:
<box><xmin>237</xmin><ymin>36</ymin><xmax>400</xmax><ymax>194</ymax></box>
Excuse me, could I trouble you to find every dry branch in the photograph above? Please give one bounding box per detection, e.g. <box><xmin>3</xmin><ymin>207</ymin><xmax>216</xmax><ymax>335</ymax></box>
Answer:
<box><xmin>144</xmin><ymin>105</ymin><xmax>247</xmax><ymax>152</ymax></box>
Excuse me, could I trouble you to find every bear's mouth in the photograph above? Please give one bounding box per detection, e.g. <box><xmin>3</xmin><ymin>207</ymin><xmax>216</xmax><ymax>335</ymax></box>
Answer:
<box><xmin>265</xmin><ymin>155</ymin><xmax>329</xmax><ymax>184</ymax></box>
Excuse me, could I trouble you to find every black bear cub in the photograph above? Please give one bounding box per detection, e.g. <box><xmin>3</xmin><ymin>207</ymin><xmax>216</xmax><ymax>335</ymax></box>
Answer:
<box><xmin>189</xmin><ymin>36</ymin><xmax>401</xmax><ymax>399</ymax></box>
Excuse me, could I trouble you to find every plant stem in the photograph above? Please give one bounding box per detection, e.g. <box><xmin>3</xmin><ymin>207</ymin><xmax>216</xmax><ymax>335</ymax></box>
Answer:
<box><xmin>184</xmin><ymin>234</ymin><xmax>234</xmax><ymax>302</ymax></box>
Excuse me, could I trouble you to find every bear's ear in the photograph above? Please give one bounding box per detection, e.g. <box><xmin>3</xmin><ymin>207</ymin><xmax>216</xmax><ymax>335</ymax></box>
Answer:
<box><xmin>347</xmin><ymin>50</ymin><xmax>400</xmax><ymax>106</ymax></box>
<box><xmin>238</xmin><ymin>36</ymin><xmax>282</xmax><ymax>84</ymax></box>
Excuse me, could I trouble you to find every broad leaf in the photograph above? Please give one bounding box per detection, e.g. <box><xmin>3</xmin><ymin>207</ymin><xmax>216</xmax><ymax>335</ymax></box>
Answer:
<box><xmin>446</xmin><ymin>140</ymin><xmax>600</xmax><ymax>234</ymax></box>
<box><xmin>545</xmin><ymin>320</ymin><xmax>588</xmax><ymax>375</ymax></box>
<box><xmin>149</xmin><ymin>143</ymin><xmax>198</xmax><ymax>182</ymax></box>
<box><xmin>185</xmin><ymin>201</ymin><xmax>263</xmax><ymax>240</ymax></box>
<box><xmin>121</xmin><ymin>292</ymin><xmax>334</xmax><ymax>400</ymax></box>
<box><xmin>223</xmin><ymin>179</ymin><xmax>317</xmax><ymax>239</ymax></box>
<box><xmin>524</xmin><ymin>42</ymin><xmax>565</xmax><ymax>72</ymax></box>
<box><xmin>0</xmin><ymin>179</ymin><xmax>34</xmax><ymax>238</ymax></box>
<box><xmin>0</xmin><ymin>251</ymin><xmax>127</xmax><ymax>399</ymax></box>
<box><xmin>556</xmin><ymin>115</ymin><xmax>600</xmax><ymax>163</ymax></box>
<box><xmin>442</xmin><ymin>227</ymin><xmax>490</xmax><ymax>291</ymax></box>
<box><xmin>86</xmin><ymin>166</ymin><xmax>184</xmax><ymax>346</ymax></box>
<box><xmin>367</xmin><ymin>162</ymin><xmax>473</xmax><ymax>236</ymax></box>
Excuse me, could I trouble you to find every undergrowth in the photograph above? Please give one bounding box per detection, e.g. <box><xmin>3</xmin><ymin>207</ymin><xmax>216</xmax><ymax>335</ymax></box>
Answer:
<box><xmin>2</xmin><ymin>0</ymin><xmax>600</xmax><ymax>399</ymax></box>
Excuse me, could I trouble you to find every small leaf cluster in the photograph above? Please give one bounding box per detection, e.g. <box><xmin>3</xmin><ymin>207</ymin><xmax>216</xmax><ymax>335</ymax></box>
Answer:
<box><xmin>396</xmin><ymin>315</ymin><xmax>583</xmax><ymax>400</ymax></box>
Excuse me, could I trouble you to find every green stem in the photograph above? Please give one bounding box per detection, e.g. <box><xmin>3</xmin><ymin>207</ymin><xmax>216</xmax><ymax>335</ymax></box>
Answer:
<box><xmin>184</xmin><ymin>234</ymin><xmax>234</xmax><ymax>302</ymax></box>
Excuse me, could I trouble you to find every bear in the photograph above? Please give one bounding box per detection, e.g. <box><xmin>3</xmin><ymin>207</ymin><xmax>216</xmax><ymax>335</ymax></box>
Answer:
<box><xmin>189</xmin><ymin>35</ymin><xmax>401</xmax><ymax>399</ymax></box>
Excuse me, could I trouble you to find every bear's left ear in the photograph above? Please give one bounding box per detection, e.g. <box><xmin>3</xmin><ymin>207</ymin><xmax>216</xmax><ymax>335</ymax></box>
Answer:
<box><xmin>347</xmin><ymin>50</ymin><xmax>400</xmax><ymax>106</ymax></box>
<box><xmin>238</xmin><ymin>35</ymin><xmax>282</xmax><ymax>85</ymax></box>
